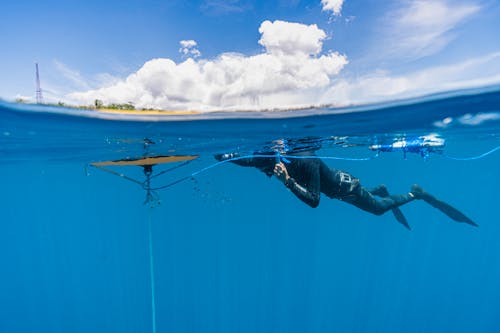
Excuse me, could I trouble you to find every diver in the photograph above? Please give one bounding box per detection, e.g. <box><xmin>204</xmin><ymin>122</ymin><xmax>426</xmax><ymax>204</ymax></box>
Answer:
<box><xmin>215</xmin><ymin>150</ymin><xmax>477</xmax><ymax>229</ymax></box>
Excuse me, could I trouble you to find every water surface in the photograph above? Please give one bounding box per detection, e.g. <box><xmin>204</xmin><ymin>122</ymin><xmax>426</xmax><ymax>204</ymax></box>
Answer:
<box><xmin>1</xmin><ymin>87</ymin><xmax>499</xmax><ymax>332</ymax></box>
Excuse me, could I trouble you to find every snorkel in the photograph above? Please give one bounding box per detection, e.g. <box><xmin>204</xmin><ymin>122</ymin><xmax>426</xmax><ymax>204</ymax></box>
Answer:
<box><xmin>272</xmin><ymin>139</ymin><xmax>291</xmax><ymax>164</ymax></box>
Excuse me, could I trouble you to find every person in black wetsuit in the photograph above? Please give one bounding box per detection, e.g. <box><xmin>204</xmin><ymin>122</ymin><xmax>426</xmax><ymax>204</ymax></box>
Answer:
<box><xmin>215</xmin><ymin>150</ymin><xmax>477</xmax><ymax>229</ymax></box>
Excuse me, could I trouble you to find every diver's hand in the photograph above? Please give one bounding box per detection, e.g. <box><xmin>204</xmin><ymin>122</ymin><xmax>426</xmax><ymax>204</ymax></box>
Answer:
<box><xmin>274</xmin><ymin>162</ymin><xmax>290</xmax><ymax>183</ymax></box>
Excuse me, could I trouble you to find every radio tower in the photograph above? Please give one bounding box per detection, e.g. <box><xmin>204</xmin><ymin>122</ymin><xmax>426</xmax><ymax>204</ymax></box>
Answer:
<box><xmin>35</xmin><ymin>62</ymin><xmax>44</xmax><ymax>104</ymax></box>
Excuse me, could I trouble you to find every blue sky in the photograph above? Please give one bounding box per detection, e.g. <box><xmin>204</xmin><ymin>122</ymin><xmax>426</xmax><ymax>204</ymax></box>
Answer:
<box><xmin>1</xmin><ymin>0</ymin><xmax>499</xmax><ymax>109</ymax></box>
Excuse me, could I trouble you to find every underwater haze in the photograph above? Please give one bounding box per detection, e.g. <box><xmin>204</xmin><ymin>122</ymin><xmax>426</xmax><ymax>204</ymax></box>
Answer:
<box><xmin>1</xmin><ymin>87</ymin><xmax>500</xmax><ymax>333</ymax></box>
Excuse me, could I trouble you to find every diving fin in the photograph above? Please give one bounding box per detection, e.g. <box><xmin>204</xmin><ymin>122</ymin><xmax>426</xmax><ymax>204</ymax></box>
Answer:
<box><xmin>392</xmin><ymin>208</ymin><xmax>411</xmax><ymax>230</ymax></box>
<box><xmin>370</xmin><ymin>185</ymin><xmax>411</xmax><ymax>230</ymax></box>
<box><xmin>411</xmin><ymin>185</ymin><xmax>478</xmax><ymax>227</ymax></box>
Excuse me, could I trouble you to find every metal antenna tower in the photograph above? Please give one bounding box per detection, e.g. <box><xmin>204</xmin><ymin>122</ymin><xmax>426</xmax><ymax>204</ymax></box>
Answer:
<box><xmin>35</xmin><ymin>62</ymin><xmax>44</xmax><ymax>104</ymax></box>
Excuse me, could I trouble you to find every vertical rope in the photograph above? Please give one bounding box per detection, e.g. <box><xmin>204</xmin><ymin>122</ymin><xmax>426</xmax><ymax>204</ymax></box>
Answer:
<box><xmin>147</xmin><ymin>208</ymin><xmax>157</xmax><ymax>333</ymax></box>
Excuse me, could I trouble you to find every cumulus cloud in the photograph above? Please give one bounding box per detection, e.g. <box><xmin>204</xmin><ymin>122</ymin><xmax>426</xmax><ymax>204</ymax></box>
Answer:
<box><xmin>382</xmin><ymin>0</ymin><xmax>480</xmax><ymax>59</ymax></box>
<box><xmin>69</xmin><ymin>20</ymin><xmax>348</xmax><ymax>110</ymax></box>
<box><xmin>321</xmin><ymin>0</ymin><xmax>344</xmax><ymax>16</ymax></box>
<box><xmin>179</xmin><ymin>40</ymin><xmax>201</xmax><ymax>58</ymax></box>
<box><xmin>258</xmin><ymin>20</ymin><xmax>327</xmax><ymax>56</ymax></box>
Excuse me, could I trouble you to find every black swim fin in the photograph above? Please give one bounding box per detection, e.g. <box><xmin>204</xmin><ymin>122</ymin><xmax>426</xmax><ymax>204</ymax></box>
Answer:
<box><xmin>411</xmin><ymin>185</ymin><xmax>478</xmax><ymax>227</ymax></box>
<box><xmin>370</xmin><ymin>185</ymin><xmax>411</xmax><ymax>230</ymax></box>
<box><xmin>392</xmin><ymin>208</ymin><xmax>411</xmax><ymax>230</ymax></box>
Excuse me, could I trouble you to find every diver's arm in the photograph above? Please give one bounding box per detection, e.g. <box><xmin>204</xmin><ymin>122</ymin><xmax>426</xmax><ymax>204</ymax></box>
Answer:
<box><xmin>231</xmin><ymin>157</ymin><xmax>262</xmax><ymax>167</ymax></box>
<box><xmin>215</xmin><ymin>153</ymin><xmax>266</xmax><ymax>168</ymax></box>
<box><xmin>275</xmin><ymin>162</ymin><xmax>321</xmax><ymax>208</ymax></box>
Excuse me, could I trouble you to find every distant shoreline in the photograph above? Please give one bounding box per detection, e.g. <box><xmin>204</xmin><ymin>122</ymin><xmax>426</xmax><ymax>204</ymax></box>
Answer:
<box><xmin>96</xmin><ymin>108</ymin><xmax>202</xmax><ymax>115</ymax></box>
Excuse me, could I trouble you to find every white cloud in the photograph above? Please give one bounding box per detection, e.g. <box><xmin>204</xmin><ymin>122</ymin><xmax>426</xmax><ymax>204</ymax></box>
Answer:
<box><xmin>321</xmin><ymin>0</ymin><xmax>344</xmax><ymax>16</ymax></box>
<box><xmin>320</xmin><ymin>52</ymin><xmax>500</xmax><ymax>105</ymax></box>
<box><xmin>258</xmin><ymin>20</ymin><xmax>327</xmax><ymax>56</ymax></box>
<box><xmin>382</xmin><ymin>0</ymin><xmax>480</xmax><ymax>59</ymax></box>
<box><xmin>48</xmin><ymin>60</ymin><xmax>123</xmax><ymax>104</ymax></box>
<box><xmin>94</xmin><ymin>72</ymin><xmax>122</xmax><ymax>87</ymax></box>
<box><xmin>458</xmin><ymin>112</ymin><xmax>500</xmax><ymax>126</ymax></box>
<box><xmin>66</xmin><ymin>12</ymin><xmax>500</xmax><ymax>112</ymax></box>
<box><xmin>54</xmin><ymin>60</ymin><xmax>91</xmax><ymax>90</ymax></box>
<box><xmin>69</xmin><ymin>20</ymin><xmax>348</xmax><ymax>110</ymax></box>
<box><xmin>179</xmin><ymin>40</ymin><xmax>201</xmax><ymax>58</ymax></box>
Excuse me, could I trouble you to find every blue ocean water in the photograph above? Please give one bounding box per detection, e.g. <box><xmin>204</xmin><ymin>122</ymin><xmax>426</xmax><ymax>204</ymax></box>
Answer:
<box><xmin>1</xmin><ymin>87</ymin><xmax>499</xmax><ymax>333</ymax></box>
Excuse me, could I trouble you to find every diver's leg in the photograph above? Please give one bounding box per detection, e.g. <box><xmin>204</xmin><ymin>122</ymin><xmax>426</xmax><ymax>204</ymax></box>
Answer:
<box><xmin>368</xmin><ymin>184</ymin><xmax>389</xmax><ymax>197</ymax></box>
<box><xmin>367</xmin><ymin>184</ymin><xmax>410</xmax><ymax>229</ymax></box>
<box><xmin>410</xmin><ymin>184</ymin><xmax>477</xmax><ymax>226</ymax></box>
<box><xmin>351</xmin><ymin>187</ymin><xmax>415</xmax><ymax>216</ymax></box>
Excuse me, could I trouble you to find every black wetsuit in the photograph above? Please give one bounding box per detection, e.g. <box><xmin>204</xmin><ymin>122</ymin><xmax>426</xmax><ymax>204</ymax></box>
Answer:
<box><xmin>231</xmin><ymin>154</ymin><xmax>415</xmax><ymax>215</ymax></box>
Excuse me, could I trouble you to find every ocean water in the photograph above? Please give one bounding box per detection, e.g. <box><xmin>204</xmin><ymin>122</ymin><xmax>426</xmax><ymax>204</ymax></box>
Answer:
<box><xmin>1</xmin><ymin>87</ymin><xmax>499</xmax><ymax>333</ymax></box>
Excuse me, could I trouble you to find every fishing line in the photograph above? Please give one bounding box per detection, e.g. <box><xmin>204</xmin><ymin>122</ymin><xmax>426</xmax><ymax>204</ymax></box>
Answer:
<box><xmin>147</xmin><ymin>208</ymin><xmax>157</xmax><ymax>333</ymax></box>
<box><xmin>150</xmin><ymin>153</ymin><xmax>378</xmax><ymax>191</ymax></box>
<box><xmin>444</xmin><ymin>145</ymin><xmax>500</xmax><ymax>161</ymax></box>
<box><xmin>88</xmin><ymin>161</ymin><xmax>193</xmax><ymax>194</ymax></box>
<box><xmin>278</xmin><ymin>154</ymin><xmax>377</xmax><ymax>161</ymax></box>
<box><xmin>149</xmin><ymin>160</ymin><xmax>193</xmax><ymax>180</ymax></box>
<box><xmin>91</xmin><ymin>144</ymin><xmax>499</xmax><ymax>193</ymax></box>
<box><xmin>150</xmin><ymin>144</ymin><xmax>499</xmax><ymax>191</ymax></box>
<box><xmin>90</xmin><ymin>164</ymin><xmax>144</xmax><ymax>186</ymax></box>
<box><xmin>150</xmin><ymin>158</ymin><xmax>236</xmax><ymax>191</ymax></box>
